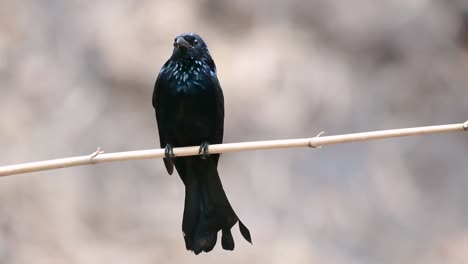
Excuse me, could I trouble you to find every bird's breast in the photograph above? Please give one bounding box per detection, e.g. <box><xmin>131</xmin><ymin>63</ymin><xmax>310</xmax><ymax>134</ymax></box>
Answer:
<box><xmin>162</xmin><ymin>60</ymin><xmax>213</xmax><ymax>95</ymax></box>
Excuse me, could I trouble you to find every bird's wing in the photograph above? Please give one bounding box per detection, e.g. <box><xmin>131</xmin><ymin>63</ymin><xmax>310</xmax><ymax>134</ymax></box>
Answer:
<box><xmin>153</xmin><ymin>70</ymin><xmax>174</xmax><ymax>175</ymax></box>
<box><xmin>208</xmin><ymin>59</ymin><xmax>224</xmax><ymax>145</ymax></box>
<box><xmin>214</xmin><ymin>79</ymin><xmax>224</xmax><ymax>145</ymax></box>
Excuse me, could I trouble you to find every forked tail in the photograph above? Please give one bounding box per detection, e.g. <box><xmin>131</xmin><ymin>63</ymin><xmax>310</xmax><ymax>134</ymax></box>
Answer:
<box><xmin>177</xmin><ymin>157</ymin><xmax>251</xmax><ymax>254</ymax></box>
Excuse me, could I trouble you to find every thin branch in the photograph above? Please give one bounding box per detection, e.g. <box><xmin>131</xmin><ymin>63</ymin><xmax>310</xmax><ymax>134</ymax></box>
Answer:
<box><xmin>0</xmin><ymin>121</ymin><xmax>467</xmax><ymax>177</ymax></box>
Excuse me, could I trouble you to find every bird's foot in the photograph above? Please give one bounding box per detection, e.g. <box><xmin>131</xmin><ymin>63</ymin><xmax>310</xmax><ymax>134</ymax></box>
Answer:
<box><xmin>198</xmin><ymin>141</ymin><xmax>210</xmax><ymax>160</ymax></box>
<box><xmin>165</xmin><ymin>144</ymin><xmax>175</xmax><ymax>159</ymax></box>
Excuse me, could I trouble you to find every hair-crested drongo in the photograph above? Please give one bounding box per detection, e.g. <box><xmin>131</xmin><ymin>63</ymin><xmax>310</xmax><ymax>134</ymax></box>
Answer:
<box><xmin>152</xmin><ymin>33</ymin><xmax>251</xmax><ymax>254</ymax></box>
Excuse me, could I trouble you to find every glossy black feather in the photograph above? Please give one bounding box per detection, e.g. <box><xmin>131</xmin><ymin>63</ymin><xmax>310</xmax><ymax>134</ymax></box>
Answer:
<box><xmin>152</xmin><ymin>33</ymin><xmax>251</xmax><ymax>254</ymax></box>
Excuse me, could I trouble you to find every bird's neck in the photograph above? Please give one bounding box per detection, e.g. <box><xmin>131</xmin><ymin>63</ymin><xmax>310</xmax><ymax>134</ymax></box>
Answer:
<box><xmin>172</xmin><ymin>55</ymin><xmax>206</xmax><ymax>67</ymax></box>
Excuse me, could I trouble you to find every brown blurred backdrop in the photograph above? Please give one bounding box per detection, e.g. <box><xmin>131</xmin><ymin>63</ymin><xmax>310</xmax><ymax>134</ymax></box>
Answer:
<box><xmin>1</xmin><ymin>0</ymin><xmax>468</xmax><ymax>263</ymax></box>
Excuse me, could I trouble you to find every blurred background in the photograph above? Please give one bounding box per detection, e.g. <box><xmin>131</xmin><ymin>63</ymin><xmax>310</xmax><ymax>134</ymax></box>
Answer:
<box><xmin>1</xmin><ymin>0</ymin><xmax>468</xmax><ymax>263</ymax></box>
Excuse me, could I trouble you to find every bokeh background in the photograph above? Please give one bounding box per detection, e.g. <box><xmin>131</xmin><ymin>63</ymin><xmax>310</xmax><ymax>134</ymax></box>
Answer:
<box><xmin>1</xmin><ymin>0</ymin><xmax>468</xmax><ymax>263</ymax></box>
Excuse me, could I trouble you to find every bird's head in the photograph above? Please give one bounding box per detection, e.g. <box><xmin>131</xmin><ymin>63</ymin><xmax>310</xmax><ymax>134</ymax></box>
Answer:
<box><xmin>172</xmin><ymin>33</ymin><xmax>211</xmax><ymax>60</ymax></box>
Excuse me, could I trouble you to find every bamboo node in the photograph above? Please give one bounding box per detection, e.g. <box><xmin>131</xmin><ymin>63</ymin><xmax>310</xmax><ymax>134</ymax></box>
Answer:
<box><xmin>89</xmin><ymin>147</ymin><xmax>104</xmax><ymax>164</ymax></box>
<box><xmin>308</xmin><ymin>131</ymin><xmax>325</xmax><ymax>148</ymax></box>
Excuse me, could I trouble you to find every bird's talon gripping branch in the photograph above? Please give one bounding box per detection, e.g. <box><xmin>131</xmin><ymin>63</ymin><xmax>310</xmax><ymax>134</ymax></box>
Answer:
<box><xmin>199</xmin><ymin>142</ymin><xmax>210</xmax><ymax>160</ymax></box>
<box><xmin>165</xmin><ymin>144</ymin><xmax>175</xmax><ymax>159</ymax></box>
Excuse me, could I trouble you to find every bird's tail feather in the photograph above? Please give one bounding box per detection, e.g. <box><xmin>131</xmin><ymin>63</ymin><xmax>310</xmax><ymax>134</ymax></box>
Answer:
<box><xmin>179</xmin><ymin>157</ymin><xmax>251</xmax><ymax>254</ymax></box>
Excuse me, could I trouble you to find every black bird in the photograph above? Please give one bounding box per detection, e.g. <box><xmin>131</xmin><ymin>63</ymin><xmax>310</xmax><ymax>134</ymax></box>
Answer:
<box><xmin>152</xmin><ymin>33</ymin><xmax>251</xmax><ymax>254</ymax></box>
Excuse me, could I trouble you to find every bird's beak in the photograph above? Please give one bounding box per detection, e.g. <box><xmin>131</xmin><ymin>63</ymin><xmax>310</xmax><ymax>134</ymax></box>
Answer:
<box><xmin>175</xmin><ymin>36</ymin><xmax>192</xmax><ymax>49</ymax></box>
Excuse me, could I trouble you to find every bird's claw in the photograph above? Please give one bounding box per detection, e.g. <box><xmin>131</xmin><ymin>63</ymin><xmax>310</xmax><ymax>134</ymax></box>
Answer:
<box><xmin>165</xmin><ymin>144</ymin><xmax>175</xmax><ymax>159</ymax></box>
<box><xmin>199</xmin><ymin>142</ymin><xmax>209</xmax><ymax>160</ymax></box>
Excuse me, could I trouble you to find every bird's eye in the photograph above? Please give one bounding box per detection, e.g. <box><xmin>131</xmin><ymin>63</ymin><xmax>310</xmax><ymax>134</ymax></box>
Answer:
<box><xmin>193</xmin><ymin>39</ymin><xmax>199</xmax><ymax>46</ymax></box>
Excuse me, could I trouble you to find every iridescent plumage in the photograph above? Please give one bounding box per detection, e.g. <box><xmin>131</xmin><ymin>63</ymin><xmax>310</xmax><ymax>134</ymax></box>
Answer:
<box><xmin>152</xmin><ymin>33</ymin><xmax>251</xmax><ymax>254</ymax></box>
